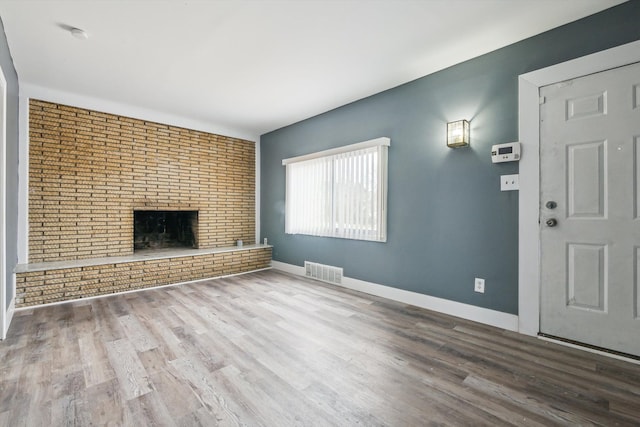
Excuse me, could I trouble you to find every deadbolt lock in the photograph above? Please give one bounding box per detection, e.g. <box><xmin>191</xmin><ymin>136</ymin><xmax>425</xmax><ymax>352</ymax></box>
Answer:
<box><xmin>545</xmin><ymin>201</ymin><xmax>557</xmax><ymax>209</ymax></box>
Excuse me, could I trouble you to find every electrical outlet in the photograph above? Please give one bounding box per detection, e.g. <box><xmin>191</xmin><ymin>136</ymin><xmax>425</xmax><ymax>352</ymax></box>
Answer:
<box><xmin>474</xmin><ymin>278</ymin><xmax>485</xmax><ymax>293</ymax></box>
<box><xmin>500</xmin><ymin>174</ymin><xmax>519</xmax><ymax>191</ymax></box>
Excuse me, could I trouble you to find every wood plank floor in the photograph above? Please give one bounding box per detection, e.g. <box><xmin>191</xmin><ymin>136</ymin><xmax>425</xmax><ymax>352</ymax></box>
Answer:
<box><xmin>1</xmin><ymin>269</ymin><xmax>639</xmax><ymax>426</ymax></box>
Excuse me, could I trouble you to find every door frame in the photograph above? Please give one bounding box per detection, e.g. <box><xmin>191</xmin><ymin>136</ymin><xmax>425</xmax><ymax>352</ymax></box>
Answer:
<box><xmin>0</xmin><ymin>63</ymin><xmax>8</xmax><ymax>339</ymax></box>
<box><xmin>518</xmin><ymin>39</ymin><xmax>640</xmax><ymax>336</ymax></box>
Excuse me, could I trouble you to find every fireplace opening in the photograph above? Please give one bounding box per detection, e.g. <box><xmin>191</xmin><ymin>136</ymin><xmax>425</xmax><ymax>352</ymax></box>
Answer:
<box><xmin>134</xmin><ymin>210</ymin><xmax>198</xmax><ymax>252</ymax></box>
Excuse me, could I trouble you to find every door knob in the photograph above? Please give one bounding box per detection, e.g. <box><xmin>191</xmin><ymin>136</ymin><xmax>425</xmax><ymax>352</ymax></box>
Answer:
<box><xmin>545</xmin><ymin>201</ymin><xmax>557</xmax><ymax>209</ymax></box>
<box><xmin>546</xmin><ymin>218</ymin><xmax>558</xmax><ymax>227</ymax></box>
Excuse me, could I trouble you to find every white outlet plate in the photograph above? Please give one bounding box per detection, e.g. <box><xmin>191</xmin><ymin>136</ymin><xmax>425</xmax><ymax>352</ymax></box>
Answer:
<box><xmin>500</xmin><ymin>174</ymin><xmax>519</xmax><ymax>191</ymax></box>
<box><xmin>474</xmin><ymin>278</ymin><xmax>485</xmax><ymax>293</ymax></box>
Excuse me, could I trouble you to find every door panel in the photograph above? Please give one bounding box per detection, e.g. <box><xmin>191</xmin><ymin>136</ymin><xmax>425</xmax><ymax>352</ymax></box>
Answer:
<box><xmin>567</xmin><ymin>140</ymin><xmax>606</xmax><ymax>218</ymax></box>
<box><xmin>566</xmin><ymin>243</ymin><xmax>607</xmax><ymax>311</ymax></box>
<box><xmin>540</xmin><ymin>61</ymin><xmax>640</xmax><ymax>356</ymax></box>
<box><xmin>635</xmin><ymin>137</ymin><xmax>640</xmax><ymax>219</ymax></box>
<box><xmin>636</xmin><ymin>247</ymin><xmax>640</xmax><ymax>319</ymax></box>
<box><xmin>566</xmin><ymin>91</ymin><xmax>607</xmax><ymax>121</ymax></box>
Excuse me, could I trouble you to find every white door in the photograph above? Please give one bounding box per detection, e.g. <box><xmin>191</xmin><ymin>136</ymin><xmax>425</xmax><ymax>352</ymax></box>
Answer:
<box><xmin>539</xmin><ymin>61</ymin><xmax>640</xmax><ymax>356</ymax></box>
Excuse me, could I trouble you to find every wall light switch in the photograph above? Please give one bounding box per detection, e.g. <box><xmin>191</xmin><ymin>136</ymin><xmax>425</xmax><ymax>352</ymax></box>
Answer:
<box><xmin>500</xmin><ymin>174</ymin><xmax>519</xmax><ymax>191</ymax></box>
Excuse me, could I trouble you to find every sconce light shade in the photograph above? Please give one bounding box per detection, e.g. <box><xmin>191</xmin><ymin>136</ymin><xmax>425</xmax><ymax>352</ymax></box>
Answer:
<box><xmin>447</xmin><ymin>119</ymin><xmax>470</xmax><ymax>148</ymax></box>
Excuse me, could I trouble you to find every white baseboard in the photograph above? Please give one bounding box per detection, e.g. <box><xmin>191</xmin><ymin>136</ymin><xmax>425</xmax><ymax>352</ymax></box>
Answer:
<box><xmin>271</xmin><ymin>261</ymin><xmax>518</xmax><ymax>331</ymax></box>
<box><xmin>271</xmin><ymin>260</ymin><xmax>306</xmax><ymax>275</ymax></box>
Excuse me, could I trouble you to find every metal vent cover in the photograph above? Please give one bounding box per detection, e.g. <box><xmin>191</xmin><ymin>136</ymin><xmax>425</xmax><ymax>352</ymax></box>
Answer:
<box><xmin>304</xmin><ymin>261</ymin><xmax>343</xmax><ymax>285</ymax></box>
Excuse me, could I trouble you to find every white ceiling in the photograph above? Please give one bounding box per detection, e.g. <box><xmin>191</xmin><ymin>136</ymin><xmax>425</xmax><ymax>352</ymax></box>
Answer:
<box><xmin>0</xmin><ymin>0</ymin><xmax>627</xmax><ymax>140</ymax></box>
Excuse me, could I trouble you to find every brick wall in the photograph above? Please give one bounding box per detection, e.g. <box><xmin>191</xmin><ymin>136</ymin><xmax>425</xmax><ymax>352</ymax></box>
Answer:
<box><xmin>29</xmin><ymin>99</ymin><xmax>255</xmax><ymax>263</ymax></box>
<box><xmin>15</xmin><ymin>247</ymin><xmax>272</xmax><ymax>307</ymax></box>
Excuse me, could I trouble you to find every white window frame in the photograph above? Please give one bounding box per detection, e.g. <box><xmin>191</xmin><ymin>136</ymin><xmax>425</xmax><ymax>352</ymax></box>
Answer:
<box><xmin>282</xmin><ymin>137</ymin><xmax>390</xmax><ymax>242</ymax></box>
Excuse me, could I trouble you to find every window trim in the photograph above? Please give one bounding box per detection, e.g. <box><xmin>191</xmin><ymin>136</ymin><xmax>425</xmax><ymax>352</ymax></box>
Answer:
<box><xmin>282</xmin><ymin>137</ymin><xmax>390</xmax><ymax>166</ymax></box>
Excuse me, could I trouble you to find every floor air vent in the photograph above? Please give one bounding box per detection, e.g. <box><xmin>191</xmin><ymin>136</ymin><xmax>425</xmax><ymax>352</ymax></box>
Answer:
<box><xmin>304</xmin><ymin>261</ymin><xmax>343</xmax><ymax>285</ymax></box>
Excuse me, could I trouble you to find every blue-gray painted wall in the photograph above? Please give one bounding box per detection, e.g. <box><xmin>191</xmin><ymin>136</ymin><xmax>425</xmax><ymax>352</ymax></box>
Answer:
<box><xmin>0</xmin><ymin>16</ymin><xmax>19</xmax><ymax>310</ymax></box>
<box><xmin>260</xmin><ymin>2</ymin><xmax>640</xmax><ymax>315</ymax></box>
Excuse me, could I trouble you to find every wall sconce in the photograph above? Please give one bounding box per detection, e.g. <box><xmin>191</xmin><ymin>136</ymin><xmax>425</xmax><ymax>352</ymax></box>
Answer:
<box><xmin>447</xmin><ymin>120</ymin><xmax>470</xmax><ymax>148</ymax></box>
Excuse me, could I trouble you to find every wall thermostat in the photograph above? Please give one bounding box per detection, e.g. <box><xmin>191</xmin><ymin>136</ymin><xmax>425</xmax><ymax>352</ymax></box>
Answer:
<box><xmin>491</xmin><ymin>142</ymin><xmax>521</xmax><ymax>163</ymax></box>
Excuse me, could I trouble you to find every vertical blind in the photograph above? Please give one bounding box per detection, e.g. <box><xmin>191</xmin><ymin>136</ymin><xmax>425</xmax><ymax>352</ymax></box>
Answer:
<box><xmin>283</xmin><ymin>138</ymin><xmax>389</xmax><ymax>242</ymax></box>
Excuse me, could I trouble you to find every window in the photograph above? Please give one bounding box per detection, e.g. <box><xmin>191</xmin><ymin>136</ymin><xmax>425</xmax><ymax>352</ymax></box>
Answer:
<box><xmin>282</xmin><ymin>137</ymin><xmax>389</xmax><ymax>242</ymax></box>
